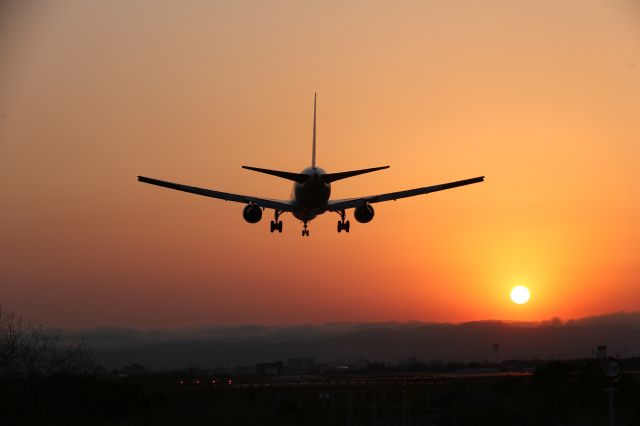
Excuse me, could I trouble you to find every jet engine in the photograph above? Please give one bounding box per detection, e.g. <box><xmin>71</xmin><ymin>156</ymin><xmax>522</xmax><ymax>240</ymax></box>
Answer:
<box><xmin>354</xmin><ymin>204</ymin><xmax>374</xmax><ymax>223</ymax></box>
<box><xmin>242</xmin><ymin>204</ymin><xmax>262</xmax><ymax>223</ymax></box>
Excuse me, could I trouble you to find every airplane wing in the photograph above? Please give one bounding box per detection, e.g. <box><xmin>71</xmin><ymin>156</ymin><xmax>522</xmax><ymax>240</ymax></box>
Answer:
<box><xmin>327</xmin><ymin>176</ymin><xmax>484</xmax><ymax>211</ymax></box>
<box><xmin>137</xmin><ymin>176</ymin><xmax>295</xmax><ymax>211</ymax></box>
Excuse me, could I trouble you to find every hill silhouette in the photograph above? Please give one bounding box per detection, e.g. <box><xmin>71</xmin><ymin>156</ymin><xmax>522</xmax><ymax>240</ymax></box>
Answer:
<box><xmin>61</xmin><ymin>312</ymin><xmax>640</xmax><ymax>369</ymax></box>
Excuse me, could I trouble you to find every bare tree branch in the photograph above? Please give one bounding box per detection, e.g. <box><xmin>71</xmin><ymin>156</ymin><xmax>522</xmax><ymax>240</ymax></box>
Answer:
<box><xmin>0</xmin><ymin>307</ymin><xmax>95</xmax><ymax>378</ymax></box>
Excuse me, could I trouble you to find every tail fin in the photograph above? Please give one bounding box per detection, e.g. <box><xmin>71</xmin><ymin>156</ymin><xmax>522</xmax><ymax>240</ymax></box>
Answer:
<box><xmin>312</xmin><ymin>93</ymin><xmax>317</xmax><ymax>169</ymax></box>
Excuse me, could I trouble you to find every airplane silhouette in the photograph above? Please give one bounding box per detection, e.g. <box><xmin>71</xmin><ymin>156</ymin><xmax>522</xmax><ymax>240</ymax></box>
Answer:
<box><xmin>138</xmin><ymin>94</ymin><xmax>484</xmax><ymax>236</ymax></box>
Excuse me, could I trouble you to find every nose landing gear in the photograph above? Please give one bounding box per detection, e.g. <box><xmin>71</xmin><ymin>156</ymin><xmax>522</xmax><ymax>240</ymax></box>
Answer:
<box><xmin>270</xmin><ymin>220</ymin><xmax>283</xmax><ymax>233</ymax></box>
<box><xmin>301</xmin><ymin>222</ymin><xmax>310</xmax><ymax>237</ymax></box>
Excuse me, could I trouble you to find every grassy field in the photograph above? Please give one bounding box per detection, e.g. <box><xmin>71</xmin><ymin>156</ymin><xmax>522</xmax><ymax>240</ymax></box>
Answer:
<box><xmin>3</xmin><ymin>360</ymin><xmax>640</xmax><ymax>425</ymax></box>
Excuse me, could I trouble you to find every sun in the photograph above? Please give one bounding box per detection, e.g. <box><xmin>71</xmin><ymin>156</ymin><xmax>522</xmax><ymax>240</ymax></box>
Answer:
<box><xmin>510</xmin><ymin>285</ymin><xmax>530</xmax><ymax>304</ymax></box>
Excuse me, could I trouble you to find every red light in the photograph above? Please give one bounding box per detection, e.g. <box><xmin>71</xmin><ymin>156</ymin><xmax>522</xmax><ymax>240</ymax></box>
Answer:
<box><xmin>227</xmin><ymin>379</ymin><xmax>233</xmax><ymax>385</ymax></box>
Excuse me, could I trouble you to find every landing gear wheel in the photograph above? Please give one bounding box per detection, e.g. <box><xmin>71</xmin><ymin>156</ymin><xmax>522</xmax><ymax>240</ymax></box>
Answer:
<box><xmin>302</xmin><ymin>222</ymin><xmax>309</xmax><ymax>237</ymax></box>
<box><xmin>337</xmin><ymin>209</ymin><xmax>350</xmax><ymax>233</ymax></box>
<box><xmin>270</xmin><ymin>220</ymin><xmax>283</xmax><ymax>233</ymax></box>
<box><xmin>337</xmin><ymin>219</ymin><xmax>350</xmax><ymax>233</ymax></box>
<box><xmin>271</xmin><ymin>210</ymin><xmax>284</xmax><ymax>234</ymax></box>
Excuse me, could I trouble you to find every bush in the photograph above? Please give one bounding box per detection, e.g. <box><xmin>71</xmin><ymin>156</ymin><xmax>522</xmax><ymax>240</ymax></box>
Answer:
<box><xmin>0</xmin><ymin>308</ymin><xmax>94</xmax><ymax>378</ymax></box>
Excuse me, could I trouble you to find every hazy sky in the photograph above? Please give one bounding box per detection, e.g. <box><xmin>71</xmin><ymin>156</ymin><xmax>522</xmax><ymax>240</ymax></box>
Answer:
<box><xmin>1</xmin><ymin>1</ymin><xmax>639</xmax><ymax>328</ymax></box>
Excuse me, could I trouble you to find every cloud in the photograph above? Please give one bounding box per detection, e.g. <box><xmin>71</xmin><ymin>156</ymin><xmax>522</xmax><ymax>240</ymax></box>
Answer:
<box><xmin>57</xmin><ymin>312</ymin><xmax>640</xmax><ymax>370</ymax></box>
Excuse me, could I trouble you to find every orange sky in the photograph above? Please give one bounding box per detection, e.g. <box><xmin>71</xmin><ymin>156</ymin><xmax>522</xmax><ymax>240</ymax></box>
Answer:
<box><xmin>1</xmin><ymin>1</ymin><xmax>639</xmax><ymax>328</ymax></box>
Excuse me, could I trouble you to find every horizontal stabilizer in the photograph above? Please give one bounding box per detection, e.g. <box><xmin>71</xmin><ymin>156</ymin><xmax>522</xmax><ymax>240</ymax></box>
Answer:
<box><xmin>242</xmin><ymin>166</ymin><xmax>308</xmax><ymax>183</ymax></box>
<box><xmin>322</xmin><ymin>166</ymin><xmax>389</xmax><ymax>183</ymax></box>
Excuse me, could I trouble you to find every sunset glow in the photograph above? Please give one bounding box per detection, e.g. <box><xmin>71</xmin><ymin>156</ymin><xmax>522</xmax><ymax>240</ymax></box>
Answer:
<box><xmin>1</xmin><ymin>1</ymin><xmax>639</xmax><ymax>329</ymax></box>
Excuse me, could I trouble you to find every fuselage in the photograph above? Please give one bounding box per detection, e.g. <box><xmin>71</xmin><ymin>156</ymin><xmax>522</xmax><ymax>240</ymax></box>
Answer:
<box><xmin>290</xmin><ymin>167</ymin><xmax>331</xmax><ymax>221</ymax></box>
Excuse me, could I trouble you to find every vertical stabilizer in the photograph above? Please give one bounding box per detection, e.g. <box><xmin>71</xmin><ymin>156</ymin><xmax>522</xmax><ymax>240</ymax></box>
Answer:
<box><xmin>312</xmin><ymin>93</ymin><xmax>317</xmax><ymax>168</ymax></box>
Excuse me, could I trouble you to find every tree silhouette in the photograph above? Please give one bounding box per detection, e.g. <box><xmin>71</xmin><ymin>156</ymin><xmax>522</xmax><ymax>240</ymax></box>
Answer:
<box><xmin>0</xmin><ymin>308</ymin><xmax>94</xmax><ymax>378</ymax></box>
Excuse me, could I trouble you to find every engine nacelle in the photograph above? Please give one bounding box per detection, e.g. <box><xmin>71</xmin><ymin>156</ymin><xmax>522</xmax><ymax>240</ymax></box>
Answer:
<box><xmin>242</xmin><ymin>204</ymin><xmax>262</xmax><ymax>223</ymax></box>
<box><xmin>354</xmin><ymin>204</ymin><xmax>374</xmax><ymax>223</ymax></box>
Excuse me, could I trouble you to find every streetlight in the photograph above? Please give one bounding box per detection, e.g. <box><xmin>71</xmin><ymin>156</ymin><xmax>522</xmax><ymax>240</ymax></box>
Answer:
<box><xmin>602</xmin><ymin>357</ymin><xmax>621</xmax><ymax>426</ymax></box>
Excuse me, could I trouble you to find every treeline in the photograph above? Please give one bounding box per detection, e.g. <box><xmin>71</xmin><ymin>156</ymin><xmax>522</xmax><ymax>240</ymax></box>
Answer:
<box><xmin>0</xmin><ymin>308</ymin><xmax>94</xmax><ymax>378</ymax></box>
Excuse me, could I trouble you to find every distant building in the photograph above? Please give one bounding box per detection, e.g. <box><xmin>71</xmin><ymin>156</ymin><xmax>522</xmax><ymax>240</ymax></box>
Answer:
<box><xmin>350</xmin><ymin>358</ymin><xmax>371</xmax><ymax>370</ymax></box>
<box><xmin>285</xmin><ymin>358</ymin><xmax>317</xmax><ymax>374</ymax></box>
<box><xmin>597</xmin><ymin>345</ymin><xmax>608</xmax><ymax>360</ymax></box>
<box><xmin>429</xmin><ymin>360</ymin><xmax>444</xmax><ymax>369</ymax></box>
<box><xmin>233</xmin><ymin>365</ymin><xmax>257</xmax><ymax>375</ymax></box>
<box><xmin>256</xmin><ymin>361</ymin><xmax>283</xmax><ymax>375</ymax></box>
<box><xmin>121</xmin><ymin>363</ymin><xmax>147</xmax><ymax>376</ymax></box>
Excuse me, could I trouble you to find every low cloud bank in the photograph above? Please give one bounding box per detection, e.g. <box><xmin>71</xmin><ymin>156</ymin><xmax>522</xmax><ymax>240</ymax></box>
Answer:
<box><xmin>59</xmin><ymin>312</ymin><xmax>640</xmax><ymax>370</ymax></box>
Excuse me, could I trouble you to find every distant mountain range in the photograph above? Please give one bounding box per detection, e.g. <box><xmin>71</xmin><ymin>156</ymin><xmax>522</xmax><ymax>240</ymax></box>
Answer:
<box><xmin>61</xmin><ymin>312</ymin><xmax>640</xmax><ymax>370</ymax></box>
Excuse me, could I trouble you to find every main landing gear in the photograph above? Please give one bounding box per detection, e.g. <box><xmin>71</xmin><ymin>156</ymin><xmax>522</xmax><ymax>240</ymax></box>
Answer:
<box><xmin>337</xmin><ymin>210</ymin><xmax>350</xmax><ymax>233</ymax></box>
<box><xmin>301</xmin><ymin>222</ymin><xmax>310</xmax><ymax>237</ymax></box>
<box><xmin>270</xmin><ymin>210</ymin><xmax>283</xmax><ymax>233</ymax></box>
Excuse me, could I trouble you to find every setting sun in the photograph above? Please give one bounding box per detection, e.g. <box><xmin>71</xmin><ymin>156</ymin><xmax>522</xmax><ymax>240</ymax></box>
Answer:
<box><xmin>510</xmin><ymin>286</ymin><xmax>531</xmax><ymax>305</ymax></box>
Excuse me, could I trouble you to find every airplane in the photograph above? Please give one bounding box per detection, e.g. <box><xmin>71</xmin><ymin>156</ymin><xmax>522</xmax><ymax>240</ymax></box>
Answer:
<box><xmin>137</xmin><ymin>94</ymin><xmax>484</xmax><ymax>237</ymax></box>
